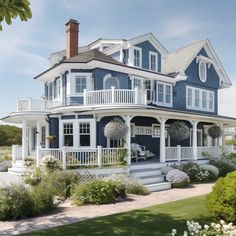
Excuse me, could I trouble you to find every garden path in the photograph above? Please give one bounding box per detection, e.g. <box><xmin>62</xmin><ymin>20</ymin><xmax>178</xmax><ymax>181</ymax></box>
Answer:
<box><xmin>0</xmin><ymin>183</ymin><xmax>214</xmax><ymax>236</ymax></box>
<box><xmin>0</xmin><ymin>172</ymin><xmax>22</xmax><ymax>186</ymax></box>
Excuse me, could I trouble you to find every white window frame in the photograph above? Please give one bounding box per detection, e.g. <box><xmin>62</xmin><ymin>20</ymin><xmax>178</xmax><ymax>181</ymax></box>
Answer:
<box><xmin>156</xmin><ymin>81</ymin><xmax>173</xmax><ymax>107</ymax></box>
<box><xmin>198</xmin><ymin>61</ymin><xmax>207</xmax><ymax>83</ymax></box>
<box><xmin>186</xmin><ymin>86</ymin><xmax>215</xmax><ymax>112</ymax></box>
<box><xmin>133</xmin><ymin>46</ymin><xmax>142</xmax><ymax>68</ymax></box>
<box><xmin>149</xmin><ymin>51</ymin><xmax>158</xmax><ymax>72</ymax></box>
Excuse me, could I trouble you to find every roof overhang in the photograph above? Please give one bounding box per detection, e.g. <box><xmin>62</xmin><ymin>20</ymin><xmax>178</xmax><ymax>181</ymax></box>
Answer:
<box><xmin>34</xmin><ymin>60</ymin><xmax>182</xmax><ymax>84</ymax></box>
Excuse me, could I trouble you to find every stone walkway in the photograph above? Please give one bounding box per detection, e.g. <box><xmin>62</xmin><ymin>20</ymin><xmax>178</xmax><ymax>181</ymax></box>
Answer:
<box><xmin>0</xmin><ymin>183</ymin><xmax>214</xmax><ymax>236</ymax></box>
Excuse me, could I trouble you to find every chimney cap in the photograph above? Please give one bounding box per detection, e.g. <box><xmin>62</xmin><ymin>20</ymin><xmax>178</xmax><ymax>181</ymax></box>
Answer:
<box><xmin>66</xmin><ymin>18</ymin><xmax>79</xmax><ymax>26</ymax></box>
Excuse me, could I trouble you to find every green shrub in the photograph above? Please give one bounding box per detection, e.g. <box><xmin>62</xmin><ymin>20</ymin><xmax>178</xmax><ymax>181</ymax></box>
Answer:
<box><xmin>177</xmin><ymin>161</ymin><xmax>209</xmax><ymax>183</ymax></box>
<box><xmin>209</xmin><ymin>158</ymin><xmax>235</xmax><ymax>177</ymax></box>
<box><xmin>30</xmin><ymin>181</ymin><xmax>55</xmax><ymax>215</ymax></box>
<box><xmin>24</xmin><ymin>167</ymin><xmax>43</xmax><ymax>186</ymax></box>
<box><xmin>0</xmin><ymin>184</ymin><xmax>33</xmax><ymax>220</ymax></box>
<box><xmin>43</xmin><ymin>170</ymin><xmax>80</xmax><ymax>199</ymax></box>
<box><xmin>72</xmin><ymin>179</ymin><xmax>126</xmax><ymax>206</ymax></box>
<box><xmin>199</xmin><ymin>164</ymin><xmax>219</xmax><ymax>180</ymax></box>
<box><xmin>206</xmin><ymin>171</ymin><xmax>236</xmax><ymax>223</ymax></box>
<box><xmin>41</xmin><ymin>155</ymin><xmax>60</xmax><ymax>172</ymax></box>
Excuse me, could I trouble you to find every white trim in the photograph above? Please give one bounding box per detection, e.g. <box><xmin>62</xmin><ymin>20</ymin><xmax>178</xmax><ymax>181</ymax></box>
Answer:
<box><xmin>156</xmin><ymin>81</ymin><xmax>173</xmax><ymax>107</ymax></box>
<box><xmin>186</xmin><ymin>86</ymin><xmax>215</xmax><ymax>112</ymax></box>
<box><xmin>198</xmin><ymin>61</ymin><xmax>207</xmax><ymax>83</ymax></box>
<box><xmin>149</xmin><ymin>51</ymin><xmax>158</xmax><ymax>72</ymax></box>
<box><xmin>132</xmin><ymin>46</ymin><xmax>142</xmax><ymax>68</ymax></box>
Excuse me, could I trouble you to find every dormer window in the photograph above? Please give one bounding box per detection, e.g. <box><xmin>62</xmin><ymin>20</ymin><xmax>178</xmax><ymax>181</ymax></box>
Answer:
<box><xmin>133</xmin><ymin>47</ymin><xmax>142</xmax><ymax>68</ymax></box>
<box><xmin>149</xmin><ymin>52</ymin><xmax>158</xmax><ymax>72</ymax></box>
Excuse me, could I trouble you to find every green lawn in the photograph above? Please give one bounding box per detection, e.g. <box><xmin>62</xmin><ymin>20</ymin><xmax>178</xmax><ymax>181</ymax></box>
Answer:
<box><xmin>23</xmin><ymin>195</ymin><xmax>211</xmax><ymax>236</ymax></box>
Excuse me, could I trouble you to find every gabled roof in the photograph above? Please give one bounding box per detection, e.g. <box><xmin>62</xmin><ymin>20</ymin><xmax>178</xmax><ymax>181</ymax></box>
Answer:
<box><xmin>163</xmin><ymin>39</ymin><xmax>231</xmax><ymax>88</ymax></box>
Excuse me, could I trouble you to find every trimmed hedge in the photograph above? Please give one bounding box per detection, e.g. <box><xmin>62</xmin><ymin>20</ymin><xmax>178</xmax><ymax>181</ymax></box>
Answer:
<box><xmin>206</xmin><ymin>171</ymin><xmax>236</xmax><ymax>223</ymax></box>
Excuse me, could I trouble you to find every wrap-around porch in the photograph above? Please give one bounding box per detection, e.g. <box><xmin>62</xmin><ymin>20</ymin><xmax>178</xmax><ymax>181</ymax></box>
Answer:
<box><xmin>11</xmin><ymin>108</ymin><xmax>235</xmax><ymax>169</ymax></box>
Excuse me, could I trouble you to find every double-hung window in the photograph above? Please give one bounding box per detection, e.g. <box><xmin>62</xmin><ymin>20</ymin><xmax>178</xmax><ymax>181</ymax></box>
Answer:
<box><xmin>156</xmin><ymin>82</ymin><xmax>172</xmax><ymax>107</ymax></box>
<box><xmin>133</xmin><ymin>48</ymin><xmax>142</xmax><ymax>67</ymax></box>
<box><xmin>186</xmin><ymin>86</ymin><xmax>214</xmax><ymax>112</ymax></box>
<box><xmin>75</xmin><ymin>76</ymin><xmax>86</xmax><ymax>94</ymax></box>
<box><xmin>63</xmin><ymin>123</ymin><xmax>73</xmax><ymax>146</ymax></box>
<box><xmin>149</xmin><ymin>52</ymin><xmax>158</xmax><ymax>72</ymax></box>
<box><xmin>79</xmin><ymin>123</ymin><xmax>90</xmax><ymax>147</ymax></box>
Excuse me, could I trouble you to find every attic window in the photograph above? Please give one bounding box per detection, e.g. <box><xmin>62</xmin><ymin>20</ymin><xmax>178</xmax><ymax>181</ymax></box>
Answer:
<box><xmin>199</xmin><ymin>61</ymin><xmax>207</xmax><ymax>83</ymax></box>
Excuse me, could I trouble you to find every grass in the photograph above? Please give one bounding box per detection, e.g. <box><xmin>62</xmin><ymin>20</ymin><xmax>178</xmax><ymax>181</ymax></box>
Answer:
<box><xmin>23</xmin><ymin>195</ymin><xmax>211</xmax><ymax>236</ymax></box>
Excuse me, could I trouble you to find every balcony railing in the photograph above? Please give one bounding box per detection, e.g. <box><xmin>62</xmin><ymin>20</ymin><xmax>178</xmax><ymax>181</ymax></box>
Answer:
<box><xmin>17</xmin><ymin>98</ymin><xmax>62</xmax><ymax>112</ymax></box>
<box><xmin>84</xmin><ymin>87</ymin><xmax>147</xmax><ymax>106</ymax></box>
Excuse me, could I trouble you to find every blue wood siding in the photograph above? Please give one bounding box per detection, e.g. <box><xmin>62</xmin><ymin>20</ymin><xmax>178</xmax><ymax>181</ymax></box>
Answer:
<box><xmin>49</xmin><ymin>118</ymin><xmax>59</xmax><ymax>148</ymax></box>
<box><xmin>110</xmin><ymin>51</ymin><xmax>120</xmax><ymax>61</ymax></box>
<box><xmin>93</xmin><ymin>68</ymin><xmax>130</xmax><ymax>90</ymax></box>
<box><xmin>173</xmin><ymin>48</ymin><xmax>220</xmax><ymax>115</ymax></box>
<box><xmin>134</xmin><ymin>40</ymin><xmax>161</xmax><ymax>72</ymax></box>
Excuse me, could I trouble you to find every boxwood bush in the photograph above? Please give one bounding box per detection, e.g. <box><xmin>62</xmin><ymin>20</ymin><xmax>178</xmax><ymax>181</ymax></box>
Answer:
<box><xmin>209</xmin><ymin>158</ymin><xmax>235</xmax><ymax>177</ymax></box>
<box><xmin>206</xmin><ymin>171</ymin><xmax>236</xmax><ymax>223</ymax></box>
<box><xmin>72</xmin><ymin>179</ymin><xmax>126</xmax><ymax>206</ymax></box>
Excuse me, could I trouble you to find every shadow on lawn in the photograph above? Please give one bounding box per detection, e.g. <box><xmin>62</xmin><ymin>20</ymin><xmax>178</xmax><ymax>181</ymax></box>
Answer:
<box><xmin>23</xmin><ymin>209</ymin><xmax>211</xmax><ymax>236</ymax></box>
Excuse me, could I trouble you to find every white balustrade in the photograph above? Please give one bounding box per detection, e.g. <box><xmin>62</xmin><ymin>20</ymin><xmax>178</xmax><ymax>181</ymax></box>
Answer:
<box><xmin>37</xmin><ymin>147</ymin><xmax>126</xmax><ymax>169</ymax></box>
<box><xmin>84</xmin><ymin>88</ymin><xmax>147</xmax><ymax>106</ymax></box>
<box><xmin>181</xmin><ymin>147</ymin><xmax>193</xmax><ymax>160</ymax></box>
<box><xmin>17</xmin><ymin>98</ymin><xmax>62</xmax><ymax>112</ymax></box>
<box><xmin>165</xmin><ymin>147</ymin><xmax>178</xmax><ymax>161</ymax></box>
<box><xmin>11</xmin><ymin>145</ymin><xmax>22</xmax><ymax>162</ymax></box>
<box><xmin>197</xmin><ymin>146</ymin><xmax>222</xmax><ymax>159</ymax></box>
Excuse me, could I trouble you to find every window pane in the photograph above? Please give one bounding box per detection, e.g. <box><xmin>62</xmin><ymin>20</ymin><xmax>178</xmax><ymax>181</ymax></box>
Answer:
<box><xmin>76</xmin><ymin>76</ymin><xmax>86</xmax><ymax>93</ymax></box>
<box><xmin>209</xmin><ymin>93</ymin><xmax>214</xmax><ymax>110</ymax></box>
<box><xmin>80</xmin><ymin>135</ymin><xmax>90</xmax><ymax>146</ymax></box>
<box><xmin>187</xmin><ymin>88</ymin><xmax>192</xmax><ymax>106</ymax></box>
<box><xmin>134</xmin><ymin>49</ymin><xmax>140</xmax><ymax>67</ymax></box>
<box><xmin>202</xmin><ymin>91</ymin><xmax>207</xmax><ymax>108</ymax></box>
<box><xmin>158</xmin><ymin>84</ymin><xmax>164</xmax><ymax>103</ymax></box>
<box><xmin>195</xmin><ymin>90</ymin><xmax>200</xmax><ymax>107</ymax></box>
<box><xmin>150</xmin><ymin>54</ymin><xmax>156</xmax><ymax>71</ymax></box>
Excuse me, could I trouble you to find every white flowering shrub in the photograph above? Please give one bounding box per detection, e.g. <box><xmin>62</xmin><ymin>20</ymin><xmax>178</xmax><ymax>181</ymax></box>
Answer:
<box><xmin>166</xmin><ymin>169</ymin><xmax>190</xmax><ymax>188</ymax></box>
<box><xmin>200</xmin><ymin>164</ymin><xmax>219</xmax><ymax>180</ymax></box>
<box><xmin>171</xmin><ymin>220</ymin><xmax>236</xmax><ymax>236</ymax></box>
<box><xmin>41</xmin><ymin>155</ymin><xmax>60</xmax><ymax>171</ymax></box>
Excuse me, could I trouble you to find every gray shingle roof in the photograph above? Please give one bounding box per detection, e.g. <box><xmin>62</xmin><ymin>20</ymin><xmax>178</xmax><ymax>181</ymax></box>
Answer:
<box><xmin>163</xmin><ymin>40</ymin><xmax>206</xmax><ymax>75</ymax></box>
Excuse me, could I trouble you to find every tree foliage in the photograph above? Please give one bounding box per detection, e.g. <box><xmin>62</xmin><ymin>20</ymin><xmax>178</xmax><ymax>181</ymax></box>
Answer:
<box><xmin>0</xmin><ymin>125</ymin><xmax>21</xmax><ymax>146</ymax></box>
<box><xmin>0</xmin><ymin>0</ymin><xmax>32</xmax><ymax>30</ymax></box>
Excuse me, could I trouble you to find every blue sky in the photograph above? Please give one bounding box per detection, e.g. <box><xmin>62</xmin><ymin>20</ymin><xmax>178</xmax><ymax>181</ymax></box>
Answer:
<box><xmin>1</xmin><ymin>0</ymin><xmax>236</xmax><ymax>122</ymax></box>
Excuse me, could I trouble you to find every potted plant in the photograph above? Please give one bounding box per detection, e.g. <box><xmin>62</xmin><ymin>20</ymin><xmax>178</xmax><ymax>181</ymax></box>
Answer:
<box><xmin>46</xmin><ymin>135</ymin><xmax>56</xmax><ymax>143</ymax></box>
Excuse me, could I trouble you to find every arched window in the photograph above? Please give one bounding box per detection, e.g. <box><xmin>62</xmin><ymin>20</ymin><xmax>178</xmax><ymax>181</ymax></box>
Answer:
<box><xmin>103</xmin><ymin>74</ymin><xmax>119</xmax><ymax>89</ymax></box>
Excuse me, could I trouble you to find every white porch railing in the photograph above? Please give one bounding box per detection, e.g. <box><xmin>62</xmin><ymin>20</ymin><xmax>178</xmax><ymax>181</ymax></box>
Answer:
<box><xmin>84</xmin><ymin>87</ymin><xmax>147</xmax><ymax>106</ymax></box>
<box><xmin>166</xmin><ymin>146</ymin><xmax>222</xmax><ymax>162</ymax></box>
<box><xmin>197</xmin><ymin>146</ymin><xmax>222</xmax><ymax>159</ymax></box>
<box><xmin>37</xmin><ymin>146</ymin><xmax>127</xmax><ymax>169</ymax></box>
<box><xmin>12</xmin><ymin>145</ymin><xmax>22</xmax><ymax>163</ymax></box>
<box><xmin>17</xmin><ymin>98</ymin><xmax>62</xmax><ymax>112</ymax></box>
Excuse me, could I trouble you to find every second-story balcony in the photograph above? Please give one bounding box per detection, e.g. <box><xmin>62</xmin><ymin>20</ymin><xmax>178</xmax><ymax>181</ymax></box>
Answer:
<box><xmin>17</xmin><ymin>98</ymin><xmax>62</xmax><ymax>112</ymax></box>
<box><xmin>16</xmin><ymin>88</ymin><xmax>147</xmax><ymax>112</ymax></box>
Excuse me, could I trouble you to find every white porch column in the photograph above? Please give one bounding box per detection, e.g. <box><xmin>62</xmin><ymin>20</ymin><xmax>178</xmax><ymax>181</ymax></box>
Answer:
<box><xmin>124</xmin><ymin>115</ymin><xmax>131</xmax><ymax>166</ymax></box>
<box><xmin>36</xmin><ymin>120</ymin><xmax>42</xmax><ymax>148</ymax></box>
<box><xmin>22</xmin><ymin>120</ymin><xmax>28</xmax><ymax>160</ymax></box>
<box><xmin>192</xmin><ymin>120</ymin><xmax>198</xmax><ymax>161</ymax></box>
<box><xmin>159</xmin><ymin>117</ymin><xmax>166</xmax><ymax>163</ymax></box>
<box><xmin>45</xmin><ymin>122</ymin><xmax>50</xmax><ymax>148</ymax></box>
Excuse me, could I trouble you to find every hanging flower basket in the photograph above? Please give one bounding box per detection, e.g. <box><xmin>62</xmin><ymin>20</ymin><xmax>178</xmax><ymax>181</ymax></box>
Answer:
<box><xmin>104</xmin><ymin>117</ymin><xmax>128</xmax><ymax>140</ymax></box>
<box><xmin>46</xmin><ymin>135</ymin><xmax>56</xmax><ymax>143</ymax></box>
<box><xmin>208</xmin><ymin>125</ymin><xmax>222</xmax><ymax>139</ymax></box>
<box><xmin>168</xmin><ymin>121</ymin><xmax>190</xmax><ymax>141</ymax></box>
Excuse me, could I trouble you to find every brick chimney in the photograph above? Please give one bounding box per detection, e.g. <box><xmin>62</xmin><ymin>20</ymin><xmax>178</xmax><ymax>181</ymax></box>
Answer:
<box><xmin>66</xmin><ymin>19</ymin><xmax>79</xmax><ymax>58</ymax></box>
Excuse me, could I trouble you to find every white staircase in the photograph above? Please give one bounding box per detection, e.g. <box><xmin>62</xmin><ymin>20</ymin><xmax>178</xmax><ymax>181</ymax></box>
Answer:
<box><xmin>8</xmin><ymin>160</ymin><xmax>28</xmax><ymax>175</ymax></box>
<box><xmin>130</xmin><ymin>163</ymin><xmax>171</xmax><ymax>192</ymax></box>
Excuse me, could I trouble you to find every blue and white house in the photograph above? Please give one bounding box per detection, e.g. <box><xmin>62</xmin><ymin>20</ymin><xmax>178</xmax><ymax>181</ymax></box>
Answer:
<box><xmin>3</xmin><ymin>19</ymin><xmax>236</xmax><ymax>190</ymax></box>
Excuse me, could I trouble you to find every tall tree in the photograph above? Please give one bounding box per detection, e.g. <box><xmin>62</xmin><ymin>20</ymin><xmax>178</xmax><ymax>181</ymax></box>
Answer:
<box><xmin>0</xmin><ymin>0</ymin><xmax>32</xmax><ymax>30</ymax></box>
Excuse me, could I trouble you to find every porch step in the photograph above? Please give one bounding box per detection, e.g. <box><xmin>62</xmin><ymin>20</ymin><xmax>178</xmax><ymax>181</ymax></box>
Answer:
<box><xmin>8</xmin><ymin>161</ymin><xmax>28</xmax><ymax>175</ymax></box>
<box><xmin>146</xmin><ymin>182</ymin><xmax>172</xmax><ymax>192</ymax></box>
<box><xmin>130</xmin><ymin>162</ymin><xmax>167</xmax><ymax>171</ymax></box>
<box><xmin>140</xmin><ymin>176</ymin><xmax>164</xmax><ymax>185</ymax></box>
